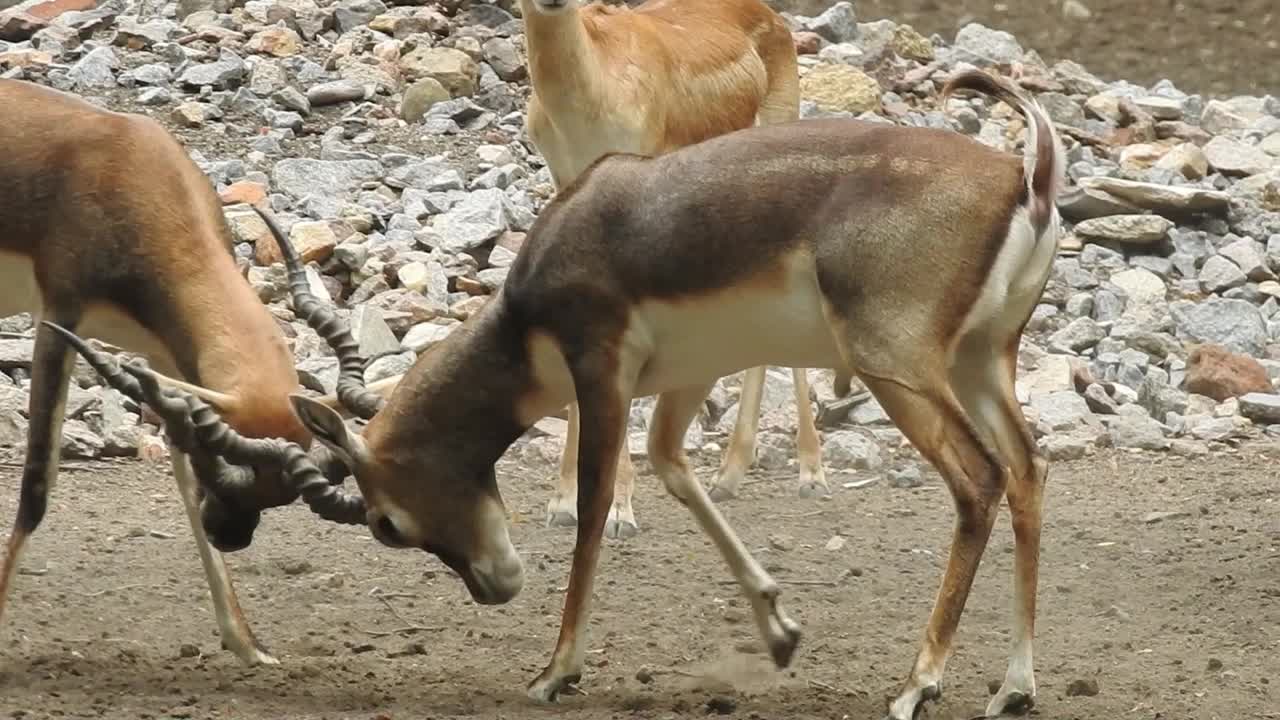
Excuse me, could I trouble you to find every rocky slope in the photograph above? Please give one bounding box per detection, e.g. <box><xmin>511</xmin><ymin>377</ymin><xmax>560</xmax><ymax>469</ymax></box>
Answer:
<box><xmin>1</xmin><ymin>0</ymin><xmax>1279</xmax><ymax>481</ymax></box>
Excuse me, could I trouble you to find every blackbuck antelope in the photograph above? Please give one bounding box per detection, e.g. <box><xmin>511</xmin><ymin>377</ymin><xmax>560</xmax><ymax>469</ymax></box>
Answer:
<box><xmin>0</xmin><ymin>79</ymin><xmax>365</xmax><ymax>665</ymax></box>
<box><xmin>520</xmin><ymin>0</ymin><xmax>832</xmax><ymax>538</ymax></box>
<box><xmin>61</xmin><ymin>70</ymin><xmax>1064</xmax><ymax>719</ymax></box>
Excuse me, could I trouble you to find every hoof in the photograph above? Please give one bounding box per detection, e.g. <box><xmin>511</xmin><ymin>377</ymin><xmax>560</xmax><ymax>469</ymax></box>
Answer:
<box><xmin>886</xmin><ymin>683</ymin><xmax>941</xmax><ymax>720</ymax></box>
<box><xmin>766</xmin><ymin>616</ymin><xmax>802</xmax><ymax>669</ymax></box>
<box><xmin>796</xmin><ymin>481</ymin><xmax>830</xmax><ymax>499</ymax></box>
<box><xmin>547</xmin><ymin>511</ymin><xmax>578</xmax><ymax>529</ymax></box>
<box><xmin>227</xmin><ymin>642</ymin><xmax>279</xmax><ymax>667</ymax></box>
<box><xmin>982</xmin><ymin>689</ymin><xmax>1035</xmax><ymax>718</ymax></box>
<box><xmin>604</xmin><ymin>516</ymin><xmax>639</xmax><ymax>540</ymax></box>
<box><xmin>707</xmin><ymin>485</ymin><xmax>737</xmax><ymax>503</ymax></box>
<box><xmin>526</xmin><ymin>670</ymin><xmax>582</xmax><ymax>703</ymax></box>
<box><xmin>545</xmin><ymin>495</ymin><xmax>578</xmax><ymax>529</ymax></box>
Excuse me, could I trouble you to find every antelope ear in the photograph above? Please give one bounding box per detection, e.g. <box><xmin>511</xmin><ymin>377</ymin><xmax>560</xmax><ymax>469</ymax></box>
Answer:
<box><xmin>290</xmin><ymin>394</ymin><xmax>369</xmax><ymax>469</ymax></box>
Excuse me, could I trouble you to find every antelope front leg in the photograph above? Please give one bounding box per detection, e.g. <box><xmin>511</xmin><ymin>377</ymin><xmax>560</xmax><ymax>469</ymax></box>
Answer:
<box><xmin>649</xmin><ymin>383</ymin><xmax>801</xmax><ymax>667</ymax></box>
<box><xmin>546</xmin><ymin>404</ymin><xmax>639</xmax><ymax>539</ymax></box>
<box><xmin>791</xmin><ymin>368</ymin><xmax>829</xmax><ymax>498</ymax></box>
<box><xmin>171</xmin><ymin>448</ymin><xmax>277</xmax><ymax>666</ymax></box>
<box><xmin>527</xmin><ymin>372</ymin><xmax>632</xmax><ymax>701</ymax></box>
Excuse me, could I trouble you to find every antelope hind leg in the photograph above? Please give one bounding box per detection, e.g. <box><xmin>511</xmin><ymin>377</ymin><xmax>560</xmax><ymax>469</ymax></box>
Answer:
<box><xmin>0</xmin><ymin>317</ymin><xmax>77</xmax><ymax>629</ymax></box>
<box><xmin>791</xmin><ymin>367</ymin><xmax>829</xmax><ymax>498</ymax></box>
<box><xmin>650</xmin><ymin>383</ymin><xmax>801</xmax><ymax>667</ymax></box>
<box><xmin>544</xmin><ymin>403</ymin><xmax>580</xmax><ymax>528</ymax></box>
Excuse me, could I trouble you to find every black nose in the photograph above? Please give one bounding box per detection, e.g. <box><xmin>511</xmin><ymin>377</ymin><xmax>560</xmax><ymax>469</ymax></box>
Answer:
<box><xmin>374</xmin><ymin>514</ymin><xmax>409</xmax><ymax>548</ymax></box>
<box><xmin>200</xmin><ymin>495</ymin><xmax>261</xmax><ymax>552</ymax></box>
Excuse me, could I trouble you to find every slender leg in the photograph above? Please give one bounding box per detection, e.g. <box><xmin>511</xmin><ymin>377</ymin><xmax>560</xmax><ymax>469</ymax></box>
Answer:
<box><xmin>0</xmin><ymin>318</ymin><xmax>77</xmax><ymax>629</ymax></box>
<box><xmin>549</xmin><ymin>404</ymin><xmax>639</xmax><ymax>539</ymax></box>
<box><xmin>952</xmin><ymin>342</ymin><xmax>1046</xmax><ymax>718</ymax></box>
<box><xmin>649</xmin><ymin>383</ymin><xmax>801</xmax><ymax>667</ymax></box>
<box><xmin>545</xmin><ymin>404</ymin><xmax>580</xmax><ymax>528</ymax></box>
<box><xmin>791</xmin><ymin>368</ymin><xmax>828</xmax><ymax>498</ymax></box>
<box><xmin>857</xmin><ymin>375</ymin><xmax>1006</xmax><ymax>720</ymax></box>
<box><xmin>170</xmin><ymin>447</ymin><xmax>278</xmax><ymax>666</ymax></box>
<box><xmin>604</xmin><ymin>443</ymin><xmax>638</xmax><ymax>539</ymax></box>
<box><xmin>708</xmin><ymin>366</ymin><xmax>766</xmax><ymax>502</ymax></box>
<box><xmin>527</xmin><ymin>362</ymin><xmax>633</xmax><ymax>702</ymax></box>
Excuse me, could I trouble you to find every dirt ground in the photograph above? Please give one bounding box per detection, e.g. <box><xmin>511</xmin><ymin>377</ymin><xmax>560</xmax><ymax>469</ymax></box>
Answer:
<box><xmin>2</xmin><ymin>441</ymin><xmax>1279</xmax><ymax>720</ymax></box>
<box><xmin>858</xmin><ymin>0</ymin><xmax>1279</xmax><ymax>98</ymax></box>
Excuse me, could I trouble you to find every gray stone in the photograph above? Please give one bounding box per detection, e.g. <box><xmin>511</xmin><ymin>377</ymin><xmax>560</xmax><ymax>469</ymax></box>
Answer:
<box><xmin>805</xmin><ymin>1</ymin><xmax>857</xmax><ymax>43</ymax></box>
<box><xmin>1040</xmin><ymin>432</ymin><xmax>1093</xmax><ymax>460</ymax></box>
<box><xmin>481</xmin><ymin>37</ymin><xmax>524</xmax><ymax>82</ymax></box>
<box><xmin>177</xmin><ymin>49</ymin><xmax>246</xmax><ymax>89</ymax></box>
<box><xmin>1048</xmin><ymin>316</ymin><xmax>1106</xmax><ymax>354</ymax></box>
<box><xmin>308</xmin><ymin>79</ymin><xmax>366</xmax><ymax>107</ymax></box>
<box><xmin>888</xmin><ymin>464</ymin><xmax>924</xmax><ymax>488</ymax></box>
<box><xmin>334</xmin><ymin>0</ymin><xmax>386</xmax><ymax>32</ymax></box>
<box><xmin>1218</xmin><ymin>237</ymin><xmax>1275</xmax><ymax>281</ymax></box>
<box><xmin>385</xmin><ymin>158</ymin><xmax>462</xmax><ymax>191</ymax></box>
<box><xmin>1203</xmin><ymin>136</ymin><xmax>1273</xmax><ymax>177</ymax></box>
<box><xmin>1170</xmin><ymin>298</ymin><xmax>1268</xmax><ymax>356</ymax></box>
<box><xmin>364</xmin><ymin>351</ymin><xmax>414</xmax><ymax>384</ymax></box>
<box><xmin>1199</xmin><ymin>255</ymin><xmax>1248</xmax><ymax>294</ymax></box>
<box><xmin>0</xmin><ymin>339</ymin><xmax>32</xmax><ymax>368</ymax></box>
<box><xmin>1134</xmin><ymin>96</ymin><xmax>1183</xmax><ymax>120</ymax></box>
<box><xmin>1083</xmin><ymin>383</ymin><xmax>1118</xmax><ymax>414</ymax></box>
<box><xmin>349</xmin><ymin>305</ymin><xmax>401</xmax><ymax>358</ymax></box>
<box><xmin>1076</xmin><ymin>176</ymin><xmax>1231</xmax><ymax>216</ymax></box>
<box><xmin>68</xmin><ymin>46</ymin><xmax>118</xmax><ymax>89</ymax></box>
<box><xmin>951</xmin><ymin>23</ymin><xmax>1023</xmax><ymax>66</ymax></box>
<box><xmin>61</xmin><ymin>419</ymin><xmax>104</xmax><ymax>459</ymax></box>
<box><xmin>128</xmin><ymin>62</ymin><xmax>172</xmax><ymax>86</ymax></box>
<box><xmin>401</xmin><ymin>77</ymin><xmax>451</xmax><ymax>123</ymax></box>
<box><xmin>1188</xmin><ymin>415</ymin><xmax>1248</xmax><ymax>442</ymax></box>
<box><xmin>402</xmin><ymin>321</ymin><xmax>458</xmax><ymax>352</ymax></box>
<box><xmin>1108</xmin><ymin>413</ymin><xmax>1170</xmax><ymax>450</ymax></box>
<box><xmin>1238</xmin><ymin>393</ymin><xmax>1280</xmax><ymax>424</ymax></box>
<box><xmin>113</xmin><ymin>17</ymin><xmax>176</xmax><ymax>48</ymax></box>
<box><xmin>1037</xmin><ymin>91</ymin><xmax>1086</xmax><ymax>128</ymax></box>
<box><xmin>1074</xmin><ymin>214</ymin><xmax>1174</xmax><ymax>245</ymax></box>
<box><xmin>271</xmin><ymin>158</ymin><xmax>383</xmax><ymax>205</ymax></box>
<box><xmin>1029</xmin><ymin>391</ymin><xmax>1093</xmax><ymax>432</ymax></box>
<box><xmin>823</xmin><ymin>430</ymin><xmax>881</xmax><ymax>470</ymax></box>
<box><xmin>429</xmin><ymin>188</ymin><xmax>514</xmax><ymax>254</ymax></box>
<box><xmin>1109</xmin><ymin>268</ymin><xmax>1166</xmax><ymax>324</ymax></box>
<box><xmin>0</xmin><ymin>407</ymin><xmax>26</xmax><ymax>448</ymax></box>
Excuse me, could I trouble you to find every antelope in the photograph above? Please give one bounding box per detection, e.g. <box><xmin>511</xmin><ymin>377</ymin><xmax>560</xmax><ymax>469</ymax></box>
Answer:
<box><xmin>0</xmin><ymin>78</ymin><xmax>365</xmax><ymax>666</ymax></box>
<box><xmin>520</xmin><ymin>0</ymin><xmax>830</xmax><ymax>538</ymax></box>
<box><xmin>62</xmin><ymin>69</ymin><xmax>1064</xmax><ymax>720</ymax></box>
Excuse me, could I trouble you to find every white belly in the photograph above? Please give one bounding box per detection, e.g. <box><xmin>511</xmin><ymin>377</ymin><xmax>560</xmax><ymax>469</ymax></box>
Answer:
<box><xmin>631</xmin><ymin>281</ymin><xmax>842</xmax><ymax>398</ymax></box>
<box><xmin>0</xmin><ymin>249</ymin><xmax>180</xmax><ymax>375</ymax></box>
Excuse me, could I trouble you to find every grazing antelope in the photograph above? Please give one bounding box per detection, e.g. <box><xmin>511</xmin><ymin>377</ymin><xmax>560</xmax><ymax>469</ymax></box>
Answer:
<box><xmin>0</xmin><ymin>79</ymin><xmax>364</xmax><ymax>665</ymax></box>
<box><xmin>520</xmin><ymin>0</ymin><xmax>829</xmax><ymax>538</ymax></box>
<box><xmin>63</xmin><ymin>70</ymin><xmax>1064</xmax><ymax>720</ymax></box>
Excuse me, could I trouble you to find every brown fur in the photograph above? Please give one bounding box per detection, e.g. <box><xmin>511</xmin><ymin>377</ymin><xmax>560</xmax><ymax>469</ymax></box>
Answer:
<box><xmin>0</xmin><ymin>78</ymin><xmax>313</xmax><ymax>667</ymax></box>
<box><xmin>0</xmin><ymin>79</ymin><xmax>305</xmax><ymax>444</ymax></box>
<box><xmin>297</xmin><ymin>78</ymin><xmax>1065</xmax><ymax>714</ymax></box>
<box><xmin>522</xmin><ymin>0</ymin><xmax>799</xmax><ymax>187</ymax></box>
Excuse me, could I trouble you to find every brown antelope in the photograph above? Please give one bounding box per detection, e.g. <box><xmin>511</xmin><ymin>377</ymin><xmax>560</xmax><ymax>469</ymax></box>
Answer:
<box><xmin>520</xmin><ymin>0</ymin><xmax>829</xmax><ymax>538</ymax></box>
<box><xmin>0</xmin><ymin>78</ymin><xmax>365</xmax><ymax>665</ymax></box>
<box><xmin>62</xmin><ymin>70</ymin><xmax>1064</xmax><ymax>719</ymax></box>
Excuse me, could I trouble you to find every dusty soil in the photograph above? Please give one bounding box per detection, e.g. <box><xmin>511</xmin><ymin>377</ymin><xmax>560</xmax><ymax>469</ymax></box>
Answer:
<box><xmin>858</xmin><ymin>0</ymin><xmax>1279</xmax><ymax>98</ymax></box>
<box><xmin>2</xmin><ymin>442</ymin><xmax>1279</xmax><ymax>720</ymax></box>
